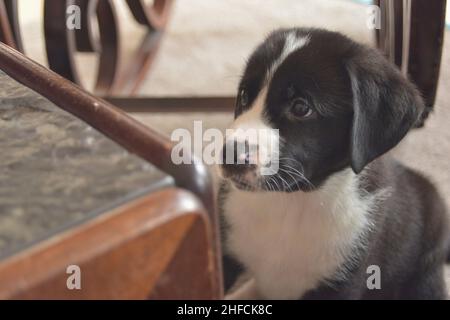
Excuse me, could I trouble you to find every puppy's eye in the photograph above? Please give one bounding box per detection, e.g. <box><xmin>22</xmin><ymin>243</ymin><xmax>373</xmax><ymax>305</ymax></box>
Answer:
<box><xmin>239</xmin><ymin>89</ymin><xmax>249</xmax><ymax>107</ymax></box>
<box><xmin>290</xmin><ymin>99</ymin><xmax>313</xmax><ymax>119</ymax></box>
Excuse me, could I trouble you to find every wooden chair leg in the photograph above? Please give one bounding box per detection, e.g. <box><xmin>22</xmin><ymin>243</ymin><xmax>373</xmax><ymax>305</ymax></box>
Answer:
<box><xmin>0</xmin><ymin>0</ymin><xmax>16</xmax><ymax>49</ymax></box>
<box><xmin>376</xmin><ymin>0</ymin><xmax>446</xmax><ymax>127</ymax></box>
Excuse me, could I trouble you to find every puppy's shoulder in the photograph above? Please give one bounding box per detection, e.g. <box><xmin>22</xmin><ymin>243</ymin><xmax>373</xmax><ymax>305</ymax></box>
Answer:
<box><xmin>365</xmin><ymin>155</ymin><xmax>448</xmax><ymax>249</ymax></box>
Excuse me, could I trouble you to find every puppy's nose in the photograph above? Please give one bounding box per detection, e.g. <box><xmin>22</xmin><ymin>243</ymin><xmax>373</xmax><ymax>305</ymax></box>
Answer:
<box><xmin>221</xmin><ymin>139</ymin><xmax>257</xmax><ymax>173</ymax></box>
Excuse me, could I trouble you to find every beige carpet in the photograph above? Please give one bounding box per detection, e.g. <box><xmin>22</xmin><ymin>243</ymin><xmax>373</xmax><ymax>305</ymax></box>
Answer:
<box><xmin>138</xmin><ymin>0</ymin><xmax>373</xmax><ymax>96</ymax></box>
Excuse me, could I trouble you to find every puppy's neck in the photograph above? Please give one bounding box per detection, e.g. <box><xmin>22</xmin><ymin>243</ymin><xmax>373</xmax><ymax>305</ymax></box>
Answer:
<box><xmin>223</xmin><ymin>168</ymin><xmax>383</xmax><ymax>299</ymax></box>
<box><xmin>228</xmin><ymin>168</ymin><xmax>367</xmax><ymax>216</ymax></box>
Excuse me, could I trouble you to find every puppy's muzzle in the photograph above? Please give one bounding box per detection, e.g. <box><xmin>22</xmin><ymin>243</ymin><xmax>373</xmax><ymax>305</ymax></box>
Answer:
<box><xmin>220</xmin><ymin>139</ymin><xmax>258</xmax><ymax>178</ymax></box>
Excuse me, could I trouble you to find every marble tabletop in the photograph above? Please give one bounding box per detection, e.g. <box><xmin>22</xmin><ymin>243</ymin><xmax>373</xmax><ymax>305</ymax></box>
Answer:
<box><xmin>0</xmin><ymin>71</ymin><xmax>173</xmax><ymax>260</ymax></box>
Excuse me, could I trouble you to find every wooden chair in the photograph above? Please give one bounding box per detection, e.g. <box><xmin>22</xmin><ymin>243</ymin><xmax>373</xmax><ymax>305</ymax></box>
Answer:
<box><xmin>0</xmin><ymin>43</ymin><xmax>223</xmax><ymax>299</ymax></box>
<box><xmin>0</xmin><ymin>0</ymin><xmax>235</xmax><ymax>113</ymax></box>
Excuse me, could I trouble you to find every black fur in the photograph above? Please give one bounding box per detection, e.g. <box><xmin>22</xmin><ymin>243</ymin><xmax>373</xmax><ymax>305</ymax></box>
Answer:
<box><xmin>220</xmin><ymin>28</ymin><xmax>449</xmax><ymax>299</ymax></box>
<box><xmin>301</xmin><ymin>158</ymin><xmax>449</xmax><ymax>299</ymax></box>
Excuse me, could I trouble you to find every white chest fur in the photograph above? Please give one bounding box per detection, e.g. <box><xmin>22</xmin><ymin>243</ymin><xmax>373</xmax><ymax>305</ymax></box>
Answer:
<box><xmin>223</xmin><ymin>169</ymin><xmax>379</xmax><ymax>299</ymax></box>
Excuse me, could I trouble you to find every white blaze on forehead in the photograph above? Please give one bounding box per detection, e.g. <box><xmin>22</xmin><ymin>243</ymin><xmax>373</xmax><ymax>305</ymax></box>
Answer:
<box><xmin>231</xmin><ymin>31</ymin><xmax>311</xmax><ymax>132</ymax></box>
<box><xmin>231</xmin><ymin>86</ymin><xmax>269</xmax><ymax>133</ymax></box>
<box><xmin>227</xmin><ymin>85</ymin><xmax>278</xmax><ymax>174</ymax></box>
<box><xmin>225</xmin><ymin>32</ymin><xmax>310</xmax><ymax>176</ymax></box>
<box><xmin>269</xmin><ymin>31</ymin><xmax>310</xmax><ymax>81</ymax></box>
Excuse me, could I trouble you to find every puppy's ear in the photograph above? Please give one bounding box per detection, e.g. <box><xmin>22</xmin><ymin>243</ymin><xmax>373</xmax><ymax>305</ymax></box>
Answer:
<box><xmin>346</xmin><ymin>46</ymin><xmax>425</xmax><ymax>174</ymax></box>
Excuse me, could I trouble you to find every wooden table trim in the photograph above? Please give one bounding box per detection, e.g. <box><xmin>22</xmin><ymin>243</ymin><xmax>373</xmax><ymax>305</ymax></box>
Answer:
<box><xmin>0</xmin><ymin>43</ymin><xmax>223</xmax><ymax>298</ymax></box>
<box><xmin>0</xmin><ymin>188</ymin><xmax>220</xmax><ymax>299</ymax></box>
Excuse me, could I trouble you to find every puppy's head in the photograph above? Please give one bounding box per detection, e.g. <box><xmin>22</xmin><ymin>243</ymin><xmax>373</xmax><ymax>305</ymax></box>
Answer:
<box><xmin>220</xmin><ymin>28</ymin><xmax>424</xmax><ymax>192</ymax></box>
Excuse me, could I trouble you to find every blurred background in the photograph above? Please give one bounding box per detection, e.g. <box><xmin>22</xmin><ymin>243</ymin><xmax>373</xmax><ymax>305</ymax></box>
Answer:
<box><xmin>16</xmin><ymin>0</ymin><xmax>450</xmax><ymax>93</ymax></box>
<box><xmin>15</xmin><ymin>0</ymin><xmax>450</xmax><ymax>213</ymax></box>
<box><xmin>20</xmin><ymin>0</ymin><xmax>377</xmax><ymax>95</ymax></box>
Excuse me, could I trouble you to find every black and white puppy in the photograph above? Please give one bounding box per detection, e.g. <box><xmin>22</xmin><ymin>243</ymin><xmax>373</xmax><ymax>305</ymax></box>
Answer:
<box><xmin>218</xmin><ymin>28</ymin><xmax>449</xmax><ymax>300</ymax></box>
